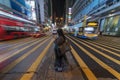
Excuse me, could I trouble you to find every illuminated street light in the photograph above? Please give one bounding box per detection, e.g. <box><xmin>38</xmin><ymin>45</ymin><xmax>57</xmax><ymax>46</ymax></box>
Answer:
<box><xmin>56</xmin><ymin>17</ymin><xmax>58</xmax><ymax>20</ymax></box>
<box><xmin>60</xmin><ymin>17</ymin><xmax>63</xmax><ymax>20</ymax></box>
<box><xmin>68</xmin><ymin>8</ymin><xmax>72</xmax><ymax>14</ymax></box>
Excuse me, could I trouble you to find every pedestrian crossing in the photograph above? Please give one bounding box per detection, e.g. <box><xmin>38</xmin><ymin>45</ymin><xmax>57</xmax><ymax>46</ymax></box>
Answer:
<box><xmin>67</xmin><ymin>35</ymin><xmax>120</xmax><ymax>80</ymax></box>
<box><xmin>0</xmin><ymin>35</ymin><xmax>120</xmax><ymax>80</ymax></box>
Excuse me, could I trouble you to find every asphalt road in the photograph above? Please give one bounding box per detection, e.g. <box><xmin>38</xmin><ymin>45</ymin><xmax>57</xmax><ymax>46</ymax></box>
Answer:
<box><xmin>0</xmin><ymin>35</ymin><xmax>120</xmax><ymax>80</ymax></box>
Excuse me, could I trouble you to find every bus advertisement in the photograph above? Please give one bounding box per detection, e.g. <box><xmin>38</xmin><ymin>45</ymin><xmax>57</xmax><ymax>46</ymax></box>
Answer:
<box><xmin>0</xmin><ymin>9</ymin><xmax>37</xmax><ymax>41</ymax></box>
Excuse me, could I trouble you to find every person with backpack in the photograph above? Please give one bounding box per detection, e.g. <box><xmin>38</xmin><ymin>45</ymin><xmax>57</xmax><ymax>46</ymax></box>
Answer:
<box><xmin>54</xmin><ymin>28</ymin><xmax>68</xmax><ymax>72</ymax></box>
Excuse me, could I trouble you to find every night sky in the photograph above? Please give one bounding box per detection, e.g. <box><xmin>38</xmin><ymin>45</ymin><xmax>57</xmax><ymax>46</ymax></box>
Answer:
<box><xmin>52</xmin><ymin>0</ymin><xmax>65</xmax><ymax>18</ymax></box>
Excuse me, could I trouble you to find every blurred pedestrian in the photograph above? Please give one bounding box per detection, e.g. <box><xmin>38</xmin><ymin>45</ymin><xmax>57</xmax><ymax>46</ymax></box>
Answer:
<box><xmin>54</xmin><ymin>28</ymin><xmax>68</xmax><ymax>72</ymax></box>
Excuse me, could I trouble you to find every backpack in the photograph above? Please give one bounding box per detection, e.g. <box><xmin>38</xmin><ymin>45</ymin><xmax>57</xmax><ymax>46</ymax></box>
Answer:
<box><xmin>59</xmin><ymin>40</ymin><xmax>71</xmax><ymax>55</ymax></box>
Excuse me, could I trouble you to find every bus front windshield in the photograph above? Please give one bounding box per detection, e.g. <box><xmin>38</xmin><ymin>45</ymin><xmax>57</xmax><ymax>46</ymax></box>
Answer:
<box><xmin>84</xmin><ymin>27</ymin><xmax>97</xmax><ymax>34</ymax></box>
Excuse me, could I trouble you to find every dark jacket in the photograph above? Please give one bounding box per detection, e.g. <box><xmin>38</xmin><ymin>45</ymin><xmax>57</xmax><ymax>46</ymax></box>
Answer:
<box><xmin>54</xmin><ymin>36</ymin><xmax>65</xmax><ymax>46</ymax></box>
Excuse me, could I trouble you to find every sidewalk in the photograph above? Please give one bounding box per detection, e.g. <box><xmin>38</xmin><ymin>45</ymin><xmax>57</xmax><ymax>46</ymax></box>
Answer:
<box><xmin>37</xmin><ymin>44</ymin><xmax>85</xmax><ymax>80</ymax></box>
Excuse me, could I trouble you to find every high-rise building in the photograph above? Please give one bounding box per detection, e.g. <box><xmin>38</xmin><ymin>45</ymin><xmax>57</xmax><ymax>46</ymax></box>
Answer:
<box><xmin>71</xmin><ymin>0</ymin><xmax>92</xmax><ymax>23</ymax></box>
<box><xmin>71</xmin><ymin>0</ymin><xmax>120</xmax><ymax>36</ymax></box>
<box><xmin>35</xmin><ymin>0</ymin><xmax>52</xmax><ymax>24</ymax></box>
<box><xmin>0</xmin><ymin>0</ymin><xmax>32</xmax><ymax>19</ymax></box>
<box><xmin>0</xmin><ymin>0</ymin><xmax>11</xmax><ymax>8</ymax></box>
<box><xmin>65</xmin><ymin>0</ymin><xmax>76</xmax><ymax>25</ymax></box>
<box><xmin>26</xmin><ymin>0</ymin><xmax>36</xmax><ymax>20</ymax></box>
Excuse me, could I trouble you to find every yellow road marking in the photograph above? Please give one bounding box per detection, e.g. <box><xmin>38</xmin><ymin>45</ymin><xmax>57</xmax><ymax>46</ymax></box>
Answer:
<box><xmin>0</xmin><ymin>39</ymin><xmax>39</xmax><ymax>53</ymax></box>
<box><xmin>1</xmin><ymin>37</ymin><xmax>51</xmax><ymax>73</ymax></box>
<box><xmin>82</xmin><ymin>39</ymin><xmax>120</xmax><ymax>52</ymax></box>
<box><xmin>0</xmin><ymin>38</ymin><xmax>32</xmax><ymax>48</ymax></box>
<box><xmin>79</xmin><ymin>39</ymin><xmax>120</xmax><ymax>57</ymax></box>
<box><xmin>67</xmin><ymin>36</ymin><xmax>120</xmax><ymax>79</ymax></box>
<box><xmin>20</xmin><ymin>39</ymin><xmax>54</xmax><ymax>80</ymax></box>
<box><xmin>99</xmin><ymin>38</ymin><xmax>120</xmax><ymax>46</ymax></box>
<box><xmin>71</xmin><ymin>46</ymin><xmax>97</xmax><ymax>80</ymax></box>
<box><xmin>2</xmin><ymin>36</ymin><xmax>48</xmax><ymax>52</ymax></box>
<box><xmin>0</xmin><ymin>37</ymin><xmax>31</xmax><ymax>44</ymax></box>
<box><xmin>93</xmin><ymin>40</ymin><xmax>120</xmax><ymax>48</ymax></box>
<box><xmin>0</xmin><ymin>37</ymin><xmax>49</xmax><ymax>62</ymax></box>
<box><xmin>69</xmin><ymin>36</ymin><xmax>120</xmax><ymax>65</ymax></box>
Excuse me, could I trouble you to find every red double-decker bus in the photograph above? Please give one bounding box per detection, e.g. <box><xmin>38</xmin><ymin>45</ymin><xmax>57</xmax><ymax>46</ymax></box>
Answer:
<box><xmin>0</xmin><ymin>9</ymin><xmax>38</xmax><ymax>41</ymax></box>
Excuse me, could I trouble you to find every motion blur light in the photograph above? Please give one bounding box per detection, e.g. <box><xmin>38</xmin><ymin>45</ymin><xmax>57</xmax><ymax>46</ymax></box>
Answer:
<box><xmin>68</xmin><ymin>8</ymin><xmax>72</xmax><ymax>14</ymax></box>
<box><xmin>108</xmin><ymin>13</ymin><xmax>115</xmax><ymax>17</ymax></box>
<box><xmin>84</xmin><ymin>27</ymin><xmax>94</xmax><ymax>31</ymax></box>
<box><xmin>56</xmin><ymin>17</ymin><xmax>58</xmax><ymax>20</ymax></box>
<box><xmin>60</xmin><ymin>17</ymin><xmax>63</xmax><ymax>20</ymax></box>
<box><xmin>0</xmin><ymin>10</ymin><xmax>34</xmax><ymax>24</ymax></box>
